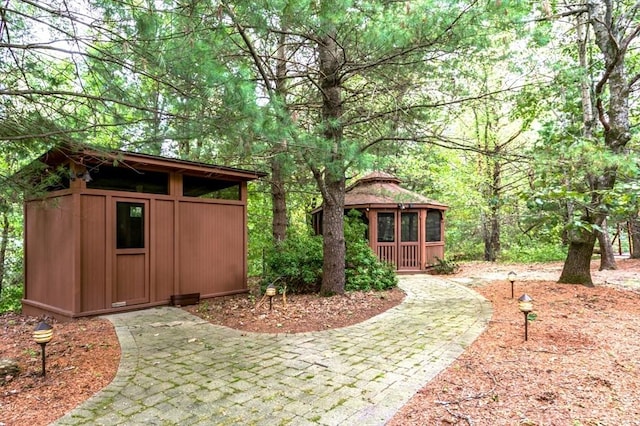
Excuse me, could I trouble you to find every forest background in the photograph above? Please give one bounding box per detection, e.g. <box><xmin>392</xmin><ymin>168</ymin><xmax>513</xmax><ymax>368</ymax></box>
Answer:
<box><xmin>1</xmin><ymin>0</ymin><xmax>640</xmax><ymax>308</ymax></box>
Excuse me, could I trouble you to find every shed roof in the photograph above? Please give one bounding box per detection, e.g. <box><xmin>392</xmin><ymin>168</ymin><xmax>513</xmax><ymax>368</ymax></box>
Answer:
<box><xmin>35</xmin><ymin>142</ymin><xmax>266</xmax><ymax>181</ymax></box>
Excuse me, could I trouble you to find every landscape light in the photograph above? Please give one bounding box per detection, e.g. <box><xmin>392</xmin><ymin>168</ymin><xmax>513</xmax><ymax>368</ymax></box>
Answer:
<box><xmin>266</xmin><ymin>285</ymin><xmax>277</xmax><ymax>311</ymax></box>
<box><xmin>518</xmin><ymin>294</ymin><xmax>534</xmax><ymax>341</ymax></box>
<box><xmin>508</xmin><ymin>271</ymin><xmax>517</xmax><ymax>299</ymax></box>
<box><xmin>33</xmin><ymin>321</ymin><xmax>54</xmax><ymax>377</ymax></box>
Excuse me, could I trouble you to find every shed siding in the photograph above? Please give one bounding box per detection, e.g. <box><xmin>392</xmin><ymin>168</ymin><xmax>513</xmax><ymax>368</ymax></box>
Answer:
<box><xmin>81</xmin><ymin>195</ymin><xmax>107</xmax><ymax>311</ymax></box>
<box><xmin>25</xmin><ymin>196</ymin><xmax>75</xmax><ymax>311</ymax></box>
<box><xmin>115</xmin><ymin>254</ymin><xmax>146</xmax><ymax>302</ymax></box>
<box><xmin>153</xmin><ymin>199</ymin><xmax>175</xmax><ymax>301</ymax></box>
<box><xmin>22</xmin><ymin>145</ymin><xmax>262</xmax><ymax>319</ymax></box>
<box><xmin>179</xmin><ymin>202</ymin><xmax>245</xmax><ymax>296</ymax></box>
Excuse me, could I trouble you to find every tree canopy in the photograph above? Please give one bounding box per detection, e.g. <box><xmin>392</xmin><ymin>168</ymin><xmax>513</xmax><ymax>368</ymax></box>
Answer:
<box><xmin>1</xmin><ymin>0</ymin><xmax>640</xmax><ymax>292</ymax></box>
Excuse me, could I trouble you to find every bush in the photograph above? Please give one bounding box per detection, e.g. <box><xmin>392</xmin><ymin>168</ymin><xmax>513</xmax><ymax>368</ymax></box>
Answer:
<box><xmin>263</xmin><ymin>211</ymin><xmax>398</xmax><ymax>294</ymax></box>
<box><xmin>501</xmin><ymin>243</ymin><xmax>567</xmax><ymax>263</ymax></box>
<box><xmin>0</xmin><ymin>284</ymin><xmax>23</xmax><ymax>313</ymax></box>
<box><xmin>430</xmin><ymin>257</ymin><xmax>460</xmax><ymax>275</ymax></box>
<box><xmin>344</xmin><ymin>212</ymin><xmax>397</xmax><ymax>291</ymax></box>
<box><xmin>263</xmin><ymin>232</ymin><xmax>323</xmax><ymax>294</ymax></box>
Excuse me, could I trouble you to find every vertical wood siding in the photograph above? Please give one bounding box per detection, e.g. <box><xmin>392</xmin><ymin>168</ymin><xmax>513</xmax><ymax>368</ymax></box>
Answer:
<box><xmin>114</xmin><ymin>253</ymin><xmax>146</xmax><ymax>303</ymax></box>
<box><xmin>25</xmin><ymin>197</ymin><xmax>75</xmax><ymax>311</ymax></box>
<box><xmin>152</xmin><ymin>200</ymin><xmax>175</xmax><ymax>301</ymax></box>
<box><xmin>81</xmin><ymin>195</ymin><xmax>106</xmax><ymax>311</ymax></box>
<box><xmin>178</xmin><ymin>202</ymin><xmax>245</xmax><ymax>296</ymax></box>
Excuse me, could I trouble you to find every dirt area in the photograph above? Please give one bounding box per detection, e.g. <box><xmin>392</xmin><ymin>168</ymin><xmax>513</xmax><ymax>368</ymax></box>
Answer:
<box><xmin>0</xmin><ymin>316</ymin><xmax>119</xmax><ymax>426</ymax></box>
<box><xmin>389</xmin><ymin>258</ymin><xmax>640</xmax><ymax>426</ymax></box>
<box><xmin>183</xmin><ymin>286</ymin><xmax>406</xmax><ymax>334</ymax></box>
<box><xmin>2</xmin><ymin>258</ymin><xmax>640</xmax><ymax>426</ymax></box>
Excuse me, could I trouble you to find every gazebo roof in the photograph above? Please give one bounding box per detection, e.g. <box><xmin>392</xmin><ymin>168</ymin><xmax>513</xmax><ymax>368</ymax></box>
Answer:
<box><xmin>343</xmin><ymin>171</ymin><xmax>447</xmax><ymax>209</ymax></box>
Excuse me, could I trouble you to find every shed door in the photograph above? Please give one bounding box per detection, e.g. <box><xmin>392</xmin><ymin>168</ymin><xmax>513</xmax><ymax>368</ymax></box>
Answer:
<box><xmin>113</xmin><ymin>200</ymin><xmax>149</xmax><ymax>306</ymax></box>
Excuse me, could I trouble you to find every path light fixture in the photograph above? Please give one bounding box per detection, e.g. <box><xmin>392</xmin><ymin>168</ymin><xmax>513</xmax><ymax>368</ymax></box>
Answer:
<box><xmin>266</xmin><ymin>284</ymin><xmax>277</xmax><ymax>311</ymax></box>
<box><xmin>518</xmin><ymin>294</ymin><xmax>533</xmax><ymax>341</ymax></box>
<box><xmin>507</xmin><ymin>271</ymin><xmax>517</xmax><ymax>298</ymax></box>
<box><xmin>33</xmin><ymin>321</ymin><xmax>54</xmax><ymax>377</ymax></box>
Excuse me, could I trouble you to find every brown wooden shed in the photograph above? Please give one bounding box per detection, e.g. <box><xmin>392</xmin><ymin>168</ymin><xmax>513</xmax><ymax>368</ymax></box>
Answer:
<box><xmin>21</xmin><ymin>143</ymin><xmax>265</xmax><ymax>320</ymax></box>
<box><xmin>312</xmin><ymin>172</ymin><xmax>448</xmax><ymax>272</ymax></box>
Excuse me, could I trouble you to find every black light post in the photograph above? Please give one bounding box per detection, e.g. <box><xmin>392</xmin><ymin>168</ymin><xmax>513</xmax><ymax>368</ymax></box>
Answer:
<box><xmin>266</xmin><ymin>284</ymin><xmax>276</xmax><ymax>311</ymax></box>
<box><xmin>518</xmin><ymin>294</ymin><xmax>533</xmax><ymax>341</ymax></box>
<box><xmin>508</xmin><ymin>271</ymin><xmax>517</xmax><ymax>299</ymax></box>
<box><xmin>33</xmin><ymin>321</ymin><xmax>54</xmax><ymax>377</ymax></box>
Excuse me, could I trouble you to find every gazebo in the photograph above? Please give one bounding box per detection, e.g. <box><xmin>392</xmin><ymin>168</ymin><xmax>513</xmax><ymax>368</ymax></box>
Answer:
<box><xmin>312</xmin><ymin>172</ymin><xmax>448</xmax><ymax>272</ymax></box>
<box><xmin>20</xmin><ymin>143</ymin><xmax>265</xmax><ymax>320</ymax></box>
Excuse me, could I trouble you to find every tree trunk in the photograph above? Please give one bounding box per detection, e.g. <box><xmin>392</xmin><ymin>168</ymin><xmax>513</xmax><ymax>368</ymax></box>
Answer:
<box><xmin>0</xmin><ymin>212</ymin><xmax>9</xmax><ymax>292</ymax></box>
<box><xmin>320</xmin><ymin>177</ymin><xmax>346</xmax><ymax>295</ymax></box>
<box><xmin>271</xmin><ymin>29</ymin><xmax>289</xmax><ymax>243</ymax></box>
<box><xmin>317</xmin><ymin>27</ymin><xmax>346</xmax><ymax>295</ymax></box>
<box><xmin>596</xmin><ymin>218</ymin><xmax>617</xmax><ymax>270</ymax></box>
<box><xmin>483</xmin><ymin>210</ymin><xmax>500</xmax><ymax>262</ymax></box>
<box><xmin>630</xmin><ymin>217</ymin><xmax>640</xmax><ymax>259</ymax></box>
<box><xmin>483</xmin><ymin>158</ymin><xmax>501</xmax><ymax>262</ymax></box>
<box><xmin>558</xmin><ymin>229</ymin><xmax>596</xmax><ymax>286</ymax></box>
<box><xmin>270</xmin><ymin>154</ymin><xmax>287</xmax><ymax>242</ymax></box>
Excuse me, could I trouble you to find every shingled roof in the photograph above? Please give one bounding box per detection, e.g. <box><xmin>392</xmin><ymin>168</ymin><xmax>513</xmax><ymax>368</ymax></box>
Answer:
<box><xmin>344</xmin><ymin>171</ymin><xmax>447</xmax><ymax>209</ymax></box>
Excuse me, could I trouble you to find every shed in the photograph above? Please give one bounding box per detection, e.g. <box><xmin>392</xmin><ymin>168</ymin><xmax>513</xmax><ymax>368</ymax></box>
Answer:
<box><xmin>311</xmin><ymin>172</ymin><xmax>448</xmax><ymax>272</ymax></box>
<box><xmin>21</xmin><ymin>143</ymin><xmax>265</xmax><ymax>320</ymax></box>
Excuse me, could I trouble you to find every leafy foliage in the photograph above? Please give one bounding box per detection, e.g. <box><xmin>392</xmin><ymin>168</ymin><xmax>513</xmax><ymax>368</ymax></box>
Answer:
<box><xmin>264</xmin><ymin>232</ymin><xmax>324</xmax><ymax>294</ymax></box>
<box><xmin>344</xmin><ymin>211</ymin><xmax>397</xmax><ymax>292</ymax></box>
<box><xmin>264</xmin><ymin>212</ymin><xmax>397</xmax><ymax>294</ymax></box>
<box><xmin>430</xmin><ymin>257</ymin><xmax>460</xmax><ymax>275</ymax></box>
<box><xmin>0</xmin><ymin>284</ymin><xmax>23</xmax><ymax>313</ymax></box>
<box><xmin>501</xmin><ymin>242</ymin><xmax>567</xmax><ymax>263</ymax></box>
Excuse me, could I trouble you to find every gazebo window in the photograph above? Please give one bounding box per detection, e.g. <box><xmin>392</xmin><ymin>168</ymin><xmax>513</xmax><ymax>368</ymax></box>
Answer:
<box><xmin>426</xmin><ymin>210</ymin><xmax>442</xmax><ymax>242</ymax></box>
<box><xmin>377</xmin><ymin>212</ymin><xmax>395</xmax><ymax>242</ymax></box>
<box><xmin>183</xmin><ymin>175</ymin><xmax>240</xmax><ymax>200</ymax></box>
<box><xmin>401</xmin><ymin>212</ymin><xmax>418</xmax><ymax>242</ymax></box>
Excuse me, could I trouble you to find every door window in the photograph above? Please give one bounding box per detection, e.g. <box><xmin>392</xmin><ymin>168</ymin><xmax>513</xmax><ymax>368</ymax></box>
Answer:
<box><xmin>117</xmin><ymin>202</ymin><xmax>145</xmax><ymax>249</ymax></box>
<box><xmin>401</xmin><ymin>212</ymin><xmax>419</xmax><ymax>242</ymax></box>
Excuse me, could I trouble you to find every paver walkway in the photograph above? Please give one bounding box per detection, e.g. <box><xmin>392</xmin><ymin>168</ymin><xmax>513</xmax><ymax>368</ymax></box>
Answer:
<box><xmin>53</xmin><ymin>275</ymin><xmax>491</xmax><ymax>426</ymax></box>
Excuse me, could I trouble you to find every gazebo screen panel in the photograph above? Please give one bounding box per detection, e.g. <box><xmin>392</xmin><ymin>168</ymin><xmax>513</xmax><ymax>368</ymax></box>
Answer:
<box><xmin>426</xmin><ymin>210</ymin><xmax>442</xmax><ymax>242</ymax></box>
<box><xmin>377</xmin><ymin>212</ymin><xmax>395</xmax><ymax>242</ymax></box>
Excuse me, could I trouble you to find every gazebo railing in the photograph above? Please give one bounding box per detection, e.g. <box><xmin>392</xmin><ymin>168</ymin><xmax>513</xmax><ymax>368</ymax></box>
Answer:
<box><xmin>399</xmin><ymin>244</ymin><xmax>419</xmax><ymax>269</ymax></box>
<box><xmin>377</xmin><ymin>244</ymin><xmax>397</xmax><ymax>268</ymax></box>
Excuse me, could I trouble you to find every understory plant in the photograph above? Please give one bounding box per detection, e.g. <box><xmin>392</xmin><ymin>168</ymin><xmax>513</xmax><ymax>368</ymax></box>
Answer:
<box><xmin>263</xmin><ymin>231</ymin><xmax>324</xmax><ymax>294</ymax></box>
<box><xmin>263</xmin><ymin>211</ymin><xmax>397</xmax><ymax>294</ymax></box>
<box><xmin>344</xmin><ymin>211</ymin><xmax>397</xmax><ymax>291</ymax></box>
<box><xmin>430</xmin><ymin>256</ymin><xmax>460</xmax><ymax>275</ymax></box>
<box><xmin>0</xmin><ymin>284</ymin><xmax>23</xmax><ymax>313</ymax></box>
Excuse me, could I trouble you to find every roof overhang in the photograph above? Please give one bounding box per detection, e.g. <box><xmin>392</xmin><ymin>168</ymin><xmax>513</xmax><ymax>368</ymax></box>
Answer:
<box><xmin>36</xmin><ymin>142</ymin><xmax>266</xmax><ymax>181</ymax></box>
<box><xmin>311</xmin><ymin>202</ymin><xmax>448</xmax><ymax>215</ymax></box>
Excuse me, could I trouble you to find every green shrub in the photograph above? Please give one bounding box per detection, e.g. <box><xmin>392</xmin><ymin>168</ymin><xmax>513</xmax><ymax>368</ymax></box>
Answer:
<box><xmin>0</xmin><ymin>284</ymin><xmax>23</xmax><ymax>313</ymax></box>
<box><xmin>263</xmin><ymin>211</ymin><xmax>398</xmax><ymax>294</ymax></box>
<box><xmin>430</xmin><ymin>256</ymin><xmax>460</xmax><ymax>275</ymax></box>
<box><xmin>501</xmin><ymin>243</ymin><xmax>567</xmax><ymax>263</ymax></box>
<box><xmin>263</xmin><ymin>232</ymin><xmax>323</xmax><ymax>293</ymax></box>
<box><xmin>344</xmin><ymin>211</ymin><xmax>397</xmax><ymax>291</ymax></box>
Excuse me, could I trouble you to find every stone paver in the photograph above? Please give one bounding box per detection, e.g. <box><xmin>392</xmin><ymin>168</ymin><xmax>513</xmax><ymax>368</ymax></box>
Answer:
<box><xmin>53</xmin><ymin>275</ymin><xmax>491</xmax><ymax>426</ymax></box>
